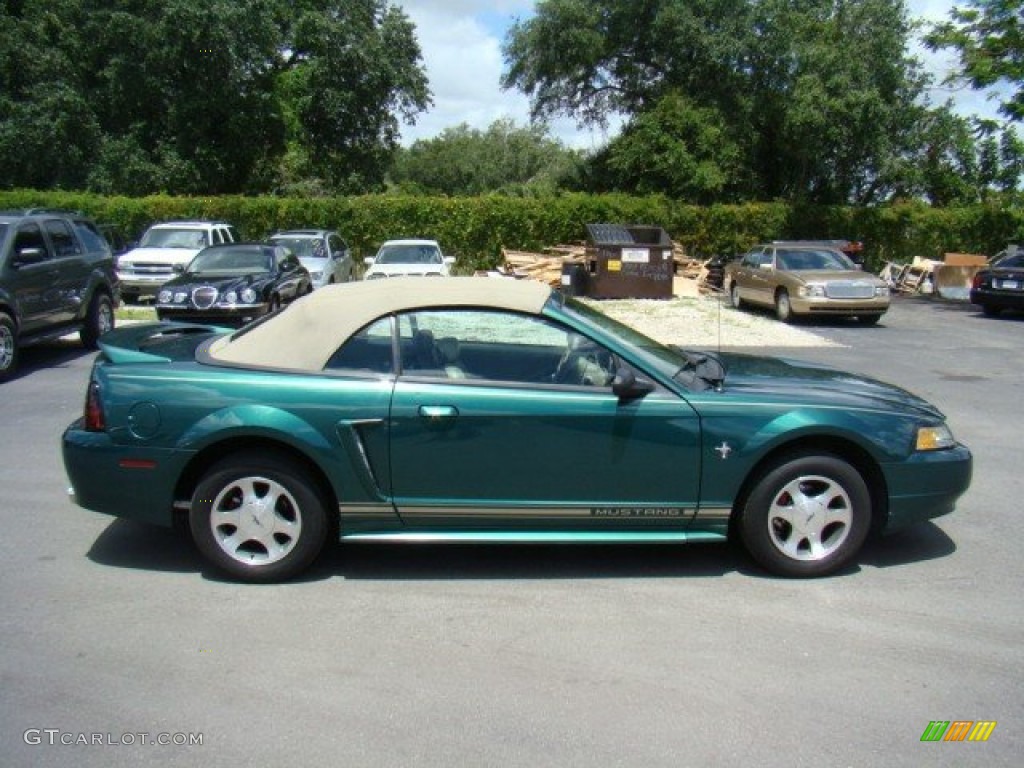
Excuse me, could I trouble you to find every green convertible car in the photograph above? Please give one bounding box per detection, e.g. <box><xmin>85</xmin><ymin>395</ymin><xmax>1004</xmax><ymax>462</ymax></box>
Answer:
<box><xmin>62</xmin><ymin>277</ymin><xmax>972</xmax><ymax>582</ymax></box>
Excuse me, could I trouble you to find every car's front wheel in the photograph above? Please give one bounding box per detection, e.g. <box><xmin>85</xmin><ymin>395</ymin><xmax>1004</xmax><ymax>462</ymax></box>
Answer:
<box><xmin>738</xmin><ymin>454</ymin><xmax>871</xmax><ymax>577</ymax></box>
<box><xmin>189</xmin><ymin>453</ymin><xmax>330</xmax><ymax>582</ymax></box>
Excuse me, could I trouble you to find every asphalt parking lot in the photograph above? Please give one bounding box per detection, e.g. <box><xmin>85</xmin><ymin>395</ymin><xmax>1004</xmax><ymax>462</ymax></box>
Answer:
<box><xmin>1</xmin><ymin>296</ymin><xmax>1020</xmax><ymax>767</ymax></box>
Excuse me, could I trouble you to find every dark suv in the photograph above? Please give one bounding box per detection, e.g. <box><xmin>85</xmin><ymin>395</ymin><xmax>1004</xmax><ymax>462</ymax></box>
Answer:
<box><xmin>0</xmin><ymin>209</ymin><xmax>120</xmax><ymax>379</ymax></box>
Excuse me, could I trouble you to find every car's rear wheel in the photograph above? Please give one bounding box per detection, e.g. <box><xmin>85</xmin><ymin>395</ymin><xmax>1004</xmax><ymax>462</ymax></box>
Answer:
<box><xmin>738</xmin><ymin>454</ymin><xmax>871</xmax><ymax>577</ymax></box>
<box><xmin>982</xmin><ymin>305</ymin><xmax>1002</xmax><ymax>317</ymax></box>
<box><xmin>774</xmin><ymin>290</ymin><xmax>793</xmax><ymax>323</ymax></box>
<box><xmin>189</xmin><ymin>453</ymin><xmax>330</xmax><ymax>582</ymax></box>
<box><xmin>81</xmin><ymin>293</ymin><xmax>114</xmax><ymax>349</ymax></box>
<box><xmin>729</xmin><ymin>282</ymin><xmax>743</xmax><ymax>309</ymax></box>
<box><xmin>0</xmin><ymin>312</ymin><xmax>18</xmax><ymax>380</ymax></box>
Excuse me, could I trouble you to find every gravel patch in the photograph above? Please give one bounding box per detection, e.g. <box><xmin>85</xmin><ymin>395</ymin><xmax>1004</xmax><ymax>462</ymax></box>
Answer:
<box><xmin>584</xmin><ymin>296</ymin><xmax>839</xmax><ymax>348</ymax></box>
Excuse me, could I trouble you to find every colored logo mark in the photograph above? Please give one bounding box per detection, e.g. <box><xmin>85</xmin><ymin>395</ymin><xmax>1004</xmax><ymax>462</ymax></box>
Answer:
<box><xmin>920</xmin><ymin>721</ymin><xmax>997</xmax><ymax>742</ymax></box>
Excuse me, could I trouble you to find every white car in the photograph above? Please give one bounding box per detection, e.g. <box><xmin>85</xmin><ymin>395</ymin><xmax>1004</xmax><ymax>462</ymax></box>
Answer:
<box><xmin>116</xmin><ymin>220</ymin><xmax>240</xmax><ymax>302</ymax></box>
<box><xmin>363</xmin><ymin>239</ymin><xmax>454</xmax><ymax>279</ymax></box>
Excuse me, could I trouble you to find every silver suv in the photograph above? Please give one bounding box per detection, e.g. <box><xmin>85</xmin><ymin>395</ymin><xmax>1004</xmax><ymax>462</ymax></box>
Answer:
<box><xmin>117</xmin><ymin>220</ymin><xmax>239</xmax><ymax>302</ymax></box>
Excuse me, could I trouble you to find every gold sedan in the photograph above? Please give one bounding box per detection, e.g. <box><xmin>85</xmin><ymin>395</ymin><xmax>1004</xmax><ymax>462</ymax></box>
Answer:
<box><xmin>724</xmin><ymin>243</ymin><xmax>890</xmax><ymax>324</ymax></box>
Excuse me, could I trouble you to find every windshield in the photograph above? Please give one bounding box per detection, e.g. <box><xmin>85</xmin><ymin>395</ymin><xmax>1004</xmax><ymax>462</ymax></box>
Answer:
<box><xmin>140</xmin><ymin>228</ymin><xmax>209</xmax><ymax>248</ymax></box>
<box><xmin>271</xmin><ymin>236</ymin><xmax>325</xmax><ymax>260</ymax></box>
<box><xmin>376</xmin><ymin>244</ymin><xmax>442</xmax><ymax>265</ymax></box>
<box><xmin>777</xmin><ymin>248</ymin><xmax>856</xmax><ymax>271</ymax></box>
<box><xmin>560</xmin><ymin>297</ymin><xmax>717</xmax><ymax>387</ymax></box>
<box><xmin>994</xmin><ymin>253</ymin><xmax>1024</xmax><ymax>269</ymax></box>
<box><xmin>187</xmin><ymin>247</ymin><xmax>270</xmax><ymax>275</ymax></box>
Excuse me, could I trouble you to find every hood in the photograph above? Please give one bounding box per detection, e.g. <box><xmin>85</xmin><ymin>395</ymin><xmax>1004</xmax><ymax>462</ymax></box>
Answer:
<box><xmin>785</xmin><ymin>269</ymin><xmax>886</xmax><ymax>285</ymax></box>
<box><xmin>118</xmin><ymin>246</ymin><xmax>202</xmax><ymax>266</ymax></box>
<box><xmin>366</xmin><ymin>263</ymin><xmax>447</xmax><ymax>277</ymax></box>
<box><xmin>717</xmin><ymin>352</ymin><xmax>943</xmax><ymax>419</ymax></box>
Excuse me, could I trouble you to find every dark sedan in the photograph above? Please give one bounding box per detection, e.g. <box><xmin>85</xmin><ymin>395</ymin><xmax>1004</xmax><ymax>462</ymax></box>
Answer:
<box><xmin>155</xmin><ymin>243</ymin><xmax>311</xmax><ymax>326</ymax></box>
<box><xmin>970</xmin><ymin>249</ymin><xmax>1024</xmax><ymax>316</ymax></box>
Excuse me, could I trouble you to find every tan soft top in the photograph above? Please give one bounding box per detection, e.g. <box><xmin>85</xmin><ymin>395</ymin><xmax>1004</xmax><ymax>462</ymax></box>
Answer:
<box><xmin>206</xmin><ymin>276</ymin><xmax>554</xmax><ymax>371</ymax></box>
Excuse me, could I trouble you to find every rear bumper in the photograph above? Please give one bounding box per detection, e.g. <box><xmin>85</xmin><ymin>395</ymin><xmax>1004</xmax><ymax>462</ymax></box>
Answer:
<box><xmin>62</xmin><ymin>420</ymin><xmax>193</xmax><ymax>527</ymax></box>
<box><xmin>970</xmin><ymin>288</ymin><xmax>1024</xmax><ymax>310</ymax></box>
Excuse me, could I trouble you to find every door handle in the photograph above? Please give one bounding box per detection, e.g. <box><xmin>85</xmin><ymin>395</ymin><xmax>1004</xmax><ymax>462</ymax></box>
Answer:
<box><xmin>418</xmin><ymin>405</ymin><xmax>459</xmax><ymax>421</ymax></box>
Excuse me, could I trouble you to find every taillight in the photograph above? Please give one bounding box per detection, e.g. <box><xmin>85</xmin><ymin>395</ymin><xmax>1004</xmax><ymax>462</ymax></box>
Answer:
<box><xmin>972</xmin><ymin>272</ymin><xmax>986</xmax><ymax>289</ymax></box>
<box><xmin>84</xmin><ymin>381</ymin><xmax>106</xmax><ymax>431</ymax></box>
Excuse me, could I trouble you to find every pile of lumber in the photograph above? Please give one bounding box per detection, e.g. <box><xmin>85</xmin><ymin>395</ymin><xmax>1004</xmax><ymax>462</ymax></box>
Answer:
<box><xmin>498</xmin><ymin>242</ymin><xmax>708</xmax><ymax>290</ymax></box>
<box><xmin>881</xmin><ymin>253</ymin><xmax>988</xmax><ymax>299</ymax></box>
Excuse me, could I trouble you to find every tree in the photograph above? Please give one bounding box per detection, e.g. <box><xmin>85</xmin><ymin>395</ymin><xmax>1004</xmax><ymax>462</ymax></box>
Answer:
<box><xmin>503</xmin><ymin>0</ymin><xmax>934</xmax><ymax>204</ymax></box>
<box><xmin>925</xmin><ymin>0</ymin><xmax>1024</xmax><ymax>122</ymax></box>
<box><xmin>0</xmin><ymin>0</ymin><xmax>430</xmax><ymax>194</ymax></box>
<box><xmin>596</xmin><ymin>92</ymin><xmax>743</xmax><ymax>203</ymax></box>
<box><xmin>390</xmin><ymin>119</ymin><xmax>583</xmax><ymax>196</ymax></box>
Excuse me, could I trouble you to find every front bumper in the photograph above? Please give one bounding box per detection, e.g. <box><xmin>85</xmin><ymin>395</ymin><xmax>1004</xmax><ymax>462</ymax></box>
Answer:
<box><xmin>156</xmin><ymin>303</ymin><xmax>269</xmax><ymax>327</ymax></box>
<box><xmin>790</xmin><ymin>296</ymin><xmax>891</xmax><ymax>317</ymax></box>
<box><xmin>880</xmin><ymin>444</ymin><xmax>973</xmax><ymax>532</ymax></box>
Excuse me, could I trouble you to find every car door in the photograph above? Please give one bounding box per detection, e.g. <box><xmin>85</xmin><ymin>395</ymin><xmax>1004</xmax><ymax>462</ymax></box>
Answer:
<box><xmin>273</xmin><ymin>250</ymin><xmax>307</xmax><ymax>302</ymax></box>
<box><xmin>386</xmin><ymin>309</ymin><xmax>702</xmax><ymax>529</ymax></box>
<box><xmin>43</xmin><ymin>218</ymin><xmax>90</xmax><ymax>326</ymax></box>
<box><xmin>5</xmin><ymin>222</ymin><xmax>60</xmax><ymax>333</ymax></box>
<box><xmin>731</xmin><ymin>249</ymin><xmax>763</xmax><ymax>304</ymax></box>
<box><xmin>747</xmin><ymin>247</ymin><xmax>778</xmax><ymax>307</ymax></box>
<box><xmin>329</xmin><ymin>234</ymin><xmax>351</xmax><ymax>281</ymax></box>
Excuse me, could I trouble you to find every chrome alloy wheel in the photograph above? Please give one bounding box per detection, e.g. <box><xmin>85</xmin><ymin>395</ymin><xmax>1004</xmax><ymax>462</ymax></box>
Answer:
<box><xmin>766</xmin><ymin>474</ymin><xmax>852</xmax><ymax>561</ymax></box>
<box><xmin>0</xmin><ymin>324</ymin><xmax>13</xmax><ymax>371</ymax></box>
<box><xmin>209</xmin><ymin>475</ymin><xmax>303</xmax><ymax>566</ymax></box>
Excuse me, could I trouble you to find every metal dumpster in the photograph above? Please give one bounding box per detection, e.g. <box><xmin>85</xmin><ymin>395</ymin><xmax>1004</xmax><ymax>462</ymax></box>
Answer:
<box><xmin>584</xmin><ymin>223</ymin><xmax>674</xmax><ymax>299</ymax></box>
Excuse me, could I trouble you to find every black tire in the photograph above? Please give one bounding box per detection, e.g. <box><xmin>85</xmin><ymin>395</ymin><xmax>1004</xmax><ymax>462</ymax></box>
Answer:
<box><xmin>738</xmin><ymin>454</ymin><xmax>871</xmax><ymax>577</ymax></box>
<box><xmin>81</xmin><ymin>293</ymin><xmax>114</xmax><ymax>349</ymax></box>
<box><xmin>0</xmin><ymin>312</ymin><xmax>18</xmax><ymax>381</ymax></box>
<box><xmin>189</xmin><ymin>452</ymin><xmax>330</xmax><ymax>582</ymax></box>
<box><xmin>981</xmin><ymin>305</ymin><xmax>1001</xmax><ymax>318</ymax></box>
<box><xmin>774</xmin><ymin>289</ymin><xmax>793</xmax><ymax>323</ymax></box>
<box><xmin>729</xmin><ymin>282</ymin><xmax>743</xmax><ymax>309</ymax></box>
<box><xmin>855</xmin><ymin>314</ymin><xmax>881</xmax><ymax>326</ymax></box>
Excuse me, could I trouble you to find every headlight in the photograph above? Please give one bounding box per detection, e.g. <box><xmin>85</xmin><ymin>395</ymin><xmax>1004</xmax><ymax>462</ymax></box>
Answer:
<box><xmin>875</xmin><ymin>285</ymin><xmax>890</xmax><ymax>297</ymax></box>
<box><xmin>309</xmin><ymin>270</ymin><xmax>323</xmax><ymax>281</ymax></box>
<box><xmin>915</xmin><ymin>424</ymin><xmax>956</xmax><ymax>451</ymax></box>
<box><xmin>222</xmin><ymin>291</ymin><xmax>238</xmax><ymax>304</ymax></box>
<box><xmin>240</xmin><ymin>288</ymin><xmax>257</xmax><ymax>303</ymax></box>
<box><xmin>798</xmin><ymin>283</ymin><xmax>826</xmax><ymax>298</ymax></box>
<box><xmin>157</xmin><ymin>289</ymin><xmax>172</xmax><ymax>303</ymax></box>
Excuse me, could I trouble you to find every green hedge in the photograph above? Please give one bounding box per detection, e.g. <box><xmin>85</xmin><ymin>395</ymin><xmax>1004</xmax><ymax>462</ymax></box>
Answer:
<box><xmin>3</xmin><ymin>189</ymin><xmax>1022</xmax><ymax>273</ymax></box>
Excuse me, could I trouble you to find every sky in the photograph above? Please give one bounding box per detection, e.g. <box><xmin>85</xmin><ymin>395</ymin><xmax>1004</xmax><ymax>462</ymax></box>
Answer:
<box><xmin>393</xmin><ymin>0</ymin><xmax>1008</xmax><ymax>149</ymax></box>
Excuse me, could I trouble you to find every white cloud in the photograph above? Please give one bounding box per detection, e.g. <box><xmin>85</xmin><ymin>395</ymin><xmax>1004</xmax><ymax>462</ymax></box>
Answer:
<box><xmin>394</xmin><ymin>0</ymin><xmax>1009</xmax><ymax>150</ymax></box>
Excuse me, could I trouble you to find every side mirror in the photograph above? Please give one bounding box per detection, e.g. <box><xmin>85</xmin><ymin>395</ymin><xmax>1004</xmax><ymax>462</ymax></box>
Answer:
<box><xmin>444</xmin><ymin>256</ymin><xmax>456</xmax><ymax>265</ymax></box>
<box><xmin>172</xmin><ymin>263</ymin><xmax>185</xmax><ymax>274</ymax></box>
<box><xmin>363</xmin><ymin>257</ymin><xmax>375</xmax><ymax>267</ymax></box>
<box><xmin>611</xmin><ymin>368</ymin><xmax>654</xmax><ymax>400</ymax></box>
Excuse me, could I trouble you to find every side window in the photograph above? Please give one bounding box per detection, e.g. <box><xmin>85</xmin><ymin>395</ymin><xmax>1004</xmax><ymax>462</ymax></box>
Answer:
<box><xmin>741</xmin><ymin>251</ymin><xmax>760</xmax><ymax>268</ymax></box>
<box><xmin>211</xmin><ymin>228</ymin><xmax>223</xmax><ymax>245</ymax></box>
<box><xmin>44</xmin><ymin>219</ymin><xmax>81</xmax><ymax>257</ymax></box>
<box><xmin>13</xmin><ymin>223</ymin><xmax>50</xmax><ymax>259</ymax></box>
<box><xmin>72</xmin><ymin>220</ymin><xmax>110</xmax><ymax>254</ymax></box>
<box><xmin>396</xmin><ymin>309</ymin><xmax>616</xmax><ymax>387</ymax></box>
<box><xmin>325</xmin><ymin>317</ymin><xmax>394</xmax><ymax>374</ymax></box>
<box><xmin>225</xmin><ymin>226</ymin><xmax>239</xmax><ymax>243</ymax></box>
